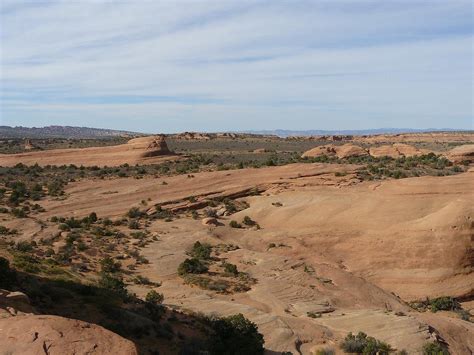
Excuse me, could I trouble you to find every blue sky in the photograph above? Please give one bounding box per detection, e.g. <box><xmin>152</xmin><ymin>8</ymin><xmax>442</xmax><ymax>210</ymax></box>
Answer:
<box><xmin>0</xmin><ymin>0</ymin><xmax>472</xmax><ymax>133</ymax></box>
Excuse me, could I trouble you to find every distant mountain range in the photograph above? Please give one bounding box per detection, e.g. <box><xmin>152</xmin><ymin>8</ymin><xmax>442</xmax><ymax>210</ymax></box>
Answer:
<box><xmin>243</xmin><ymin>128</ymin><xmax>472</xmax><ymax>137</ymax></box>
<box><xmin>0</xmin><ymin>126</ymin><xmax>145</xmax><ymax>139</ymax></box>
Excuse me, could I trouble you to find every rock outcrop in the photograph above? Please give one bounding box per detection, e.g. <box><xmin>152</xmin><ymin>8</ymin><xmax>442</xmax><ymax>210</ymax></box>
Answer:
<box><xmin>301</xmin><ymin>145</ymin><xmax>337</xmax><ymax>158</ymax></box>
<box><xmin>302</xmin><ymin>144</ymin><xmax>368</xmax><ymax>159</ymax></box>
<box><xmin>0</xmin><ymin>315</ymin><xmax>138</xmax><ymax>355</ymax></box>
<box><xmin>0</xmin><ymin>289</ymin><xmax>138</xmax><ymax>354</ymax></box>
<box><xmin>369</xmin><ymin>143</ymin><xmax>426</xmax><ymax>158</ymax></box>
<box><xmin>141</xmin><ymin>135</ymin><xmax>172</xmax><ymax>157</ymax></box>
<box><xmin>24</xmin><ymin>139</ymin><xmax>40</xmax><ymax>150</ymax></box>
<box><xmin>445</xmin><ymin>144</ymin><xmax>474</xmax><ymax>163</ymax></box>
<box><xmin>335</xmin><ymin>144</ymin><xmax>368</xmax><ymax>158</ymax></box>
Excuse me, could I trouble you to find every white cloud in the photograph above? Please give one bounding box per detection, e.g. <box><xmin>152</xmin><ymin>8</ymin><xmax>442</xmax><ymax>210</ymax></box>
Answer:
<box><xmin>1</xmin><ymin>0</ymin><xmax>472</xmax><ymax>131</ymax></box>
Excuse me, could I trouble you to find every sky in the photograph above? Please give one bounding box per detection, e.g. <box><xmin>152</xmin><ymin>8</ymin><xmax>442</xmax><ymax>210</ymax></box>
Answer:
<box><xmin>0</xmin><ymin>0</ymin><xmax>472</xmax><ymax>133</ymax></box>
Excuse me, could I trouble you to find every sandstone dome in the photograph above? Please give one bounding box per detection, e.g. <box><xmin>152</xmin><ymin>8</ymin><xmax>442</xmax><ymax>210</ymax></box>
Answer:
<box><xmin>369</xmin><ymin>143</ymin><xmax>426</xmax><ymax>158</ymax></box>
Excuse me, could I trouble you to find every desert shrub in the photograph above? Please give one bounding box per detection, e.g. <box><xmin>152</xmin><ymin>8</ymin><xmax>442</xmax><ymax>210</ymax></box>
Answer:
<box><xmin>63</xmin><ymin>217</ymin><xmax>82</xmax><ymax>229</ymax></box>
<box><xmin>16</xmin><ymin>241</ymin><xmax>34</xmax><ymax>252</ymax></box>
<box><xmin>0</xmin><ymin>226</ymin><xmax>12</xmax><ymax>235</ymax></box>
<box><xmin>222</xmin><ymin>262</ymin><xmax>238</xmax><ymax>276</ymax></box>
<box><xmin>87</xmin><ymin>212</ymin><xmax>98</xmax><ymax>223</ymax></box>
<box><xmin>12</xmin><ymin>253</ymin><xmax>41</xmax><ymax>273</ymax></box>
<box><xmin>190</xmin><ymin>241</ymin><xmax>212</xmax><ymax>260</ymax></box>
<box><xmin>178</xmin><ymin>258</ymin><xmax>208</xmax><ymax>275</ymax></box>
<box><xmin>8</xmin><ymin>181</ymin><xmax>28</xmax><ymax>204</ymax></box>
<box><xmin>130</xmin><ymin>231</ymin><xmax>147</xmax><ymax>239</ymax></box>
<box><xmin>145</xmin><ymin>290</ymin><xmax>164</xmax><ymax>305</ymax></box>
<box><xmin>135</xmin><ymin>254</ymin><xmax>149</xmax><ymax>264</ymax></box>
<box><xmin>132</xmin><ymin>275</ymin><xmax>155</xmax><ymax>285</ymax></box>
<box><xmin>422</xmin><ymin>342</ymin><xmax>450</xmax><ymax>355</ymax></box>
<box><xmin>315</xmin><ymin>349</ymin><xmax>335</xmax><ymax>355</ymax></box>
<box><xmin>77</xmin><ymin>241</ymin><xmax>88</xmax><ymax>251</ymax></box>
<box><xmin>340</xmin><ymin>332</ymin><xmax>393</xmax><ymax>354</ymax></box>
<box><xmin>11</xmin><ymin>207</ymin><xmax>27</xmax><ymax>218</ymax></box>
<box><xmin>229</xmin><ymin>220</ymin><xmax>242</xmax><ymax>228</ymax></box>
<box><xmin>429</xmin><ymin>297</ymin><xmax>459</xmax><ymax>312</ymax></box>
<box><xmin>208</xmin><ymin>313</ymin><xmax>264</xmax><ymax>355</ymax></box>
<box><xmin>242</xmin><ymin>216</ymin><xmax>256</xmax><ymax>226</ymax></box>
<box><xmin>128</xmin><ymin>219</ymin><xmax>140</xmax><ymax>229</ymax></box>
<box><xmin>100</xmin><ymin>257</ymin><xmax>121</xmax><ymax>273</ymax></box>
<box><xmin>98</xmin><ymin>273</ymin><xmax>128</xmax><ymax>298</ymax></box>
<box><xmin>224</xmin><ymin>200</ymin><xmax>237</xmax><ymax>214</ymax></box>
<box><xmin>204</xmin><ymin>208</ymin><xmax>217</xmax><ymax>218</ymax></box>
<box><xmin>151</xmin><ymin>208</ymin><xmax>174</xmax><ymax>220</ymax></box>
<box><xmin>127</xmin><ymin>207</ymin><xmax>143</xmax><ymax>218</ymax></box>
<box><xmin>47</xmin><ymin>179</ymin><xmax>64</xmax><ymax>196</ymax></box>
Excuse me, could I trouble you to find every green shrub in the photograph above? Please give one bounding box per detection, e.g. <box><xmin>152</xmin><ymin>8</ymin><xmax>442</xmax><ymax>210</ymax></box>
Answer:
<box><xmin>0</xmin><ymin>226</ymin><xmax>12</xmax><ymax>235</ymax></box>
<box><xmin>229</xmin><ymin>220</ymin><xmax>242</xmax><ymax>228</ymax></box>
<box><xmin>315</xmin><ymin>349</ymin><xmax>334</xmax><ymax>355</ymax></box>
<box><xmin>422</xmin><ymin>342</ymin><xmax>450</xmax><ymax>355</ymax></box>
<box><xmin>88</xmin><ymin>212</ymin><xmax>98</xmax><ymax>223</ymax></box>
<box><xmin>340</xmin><ymin>332</ymin><xmax>393</xmax><ymax>354</ymax></box>
<box><xmin>98</xmin><ymin>273</ymin><xmax>128</xmax><ymax>298</ymax></box>
<box><xmin>127</xmin><ymin>207</ymin><xmax>143</xmax><ymax>219</ymax></box>
<box><xmin>128</xmin><ymin>219</ymin><xmax>140</xmax><ymax>229</ymax></box>
<box><xmin>190</xmin><ymin>241</ymin><xmax>212</xmax><ymax>260</ymax></box>
<box><xmin>11</xmin><ymin>207</ymin><xmax>27</xmax><ymax>218</ymax></box>
<box><xmin>429</xmin><ymin>297</ymin><xmax>459</xmax><ymax>312</ymax></box>
<box><xmin>223</xmin><ymin>262</ymin><xmax>238</xmax><ymax>276</ymax></box>
<box><xmin>145</xmin><ymin>290</ymin><xmax>164</xmax><ymax>305</ymax></box>
<box><xmin>133</xmin><ymin>275</ymin><xmax>156</xmax><ymax>285</ymax></box>
<box><xmin>16</xmin><ymin>241</ymin><xmax>34</xmax><ymax>252</ymax></box>
<box><xmin>209</xmin><ymin>313</ymin><xmax>264</xmax><ymax>354</ymax></box>
<box><xmin>178</xmin><ymin>258</ymin><xmax>208</xmax><ymax>275</ymax></box>
<box><xmin>242</xmin><ymin>216</ymin><xmax>256</xmax><ymax>226</ymax></box>
<box><xmin>100</xmin><ymin>257</ymin><xmax>121</xmax><ymax>273</ymax></box>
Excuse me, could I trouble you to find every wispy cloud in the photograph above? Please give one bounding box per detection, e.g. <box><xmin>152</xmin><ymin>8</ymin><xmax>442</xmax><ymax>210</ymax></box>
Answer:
<box><xmin>0</xmin><ymin>0</ymin><xmax>472</xmax><ymax>132</ymax></box>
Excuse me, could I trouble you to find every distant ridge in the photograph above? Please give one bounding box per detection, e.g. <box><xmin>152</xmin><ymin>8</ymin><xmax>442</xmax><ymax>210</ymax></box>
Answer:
<box><xmin>0</xmin><ymin>126</ymin><xmax>146</xmax><ymax>139</ymax></box>
<box><xmin>243</xmin><ymin>128</ymin><xmax>472</xmax><ymax>137</ymax></box>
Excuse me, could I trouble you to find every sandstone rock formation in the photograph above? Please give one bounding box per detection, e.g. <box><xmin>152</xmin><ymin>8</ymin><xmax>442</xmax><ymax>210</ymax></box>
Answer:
<box><xmin>302</xmin><ymin>144</ymin><xmax>368</xmax><ymax>159</ymax></box>
<box><xmin>141</xmin><ymin>135</ymin><xmax>172</xmax><ymax>157</ymax></box>
<box><xmin>445</xmin><ymin>144</ymin><xmax>474</xmax><ymax>163</ymax></box>
<box><xmin>24</xmin><ymin>139</ymin><xmax>39</xmax><ymax>150</ymax></box>
<box><xmin>0</xmin><ymin>135</ymin><xmax>178</xmax><ymax>167</ymax></box>
<box><xmin>0</xmin><ymin>315</ymin><xmax>138</xmax><ymax>355</ymax></box>
<box><xmin>335</xmin><ymin>143</ymin><xmax>368</xmax><ymax>158</ymax></box>
<box><xmin>301</xmin><ymin>145</ymin><xmax>336</xmax><ymax>158</ymax></box>
<box><xmin>369</xmin><ymin>143</ymin><xmax>426</xmax><ymax>158</ymax></box>
<box><xmin>0</xmin><ymin>288</ymin><xmax>138</xmax><ymax>354</ymax></box>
